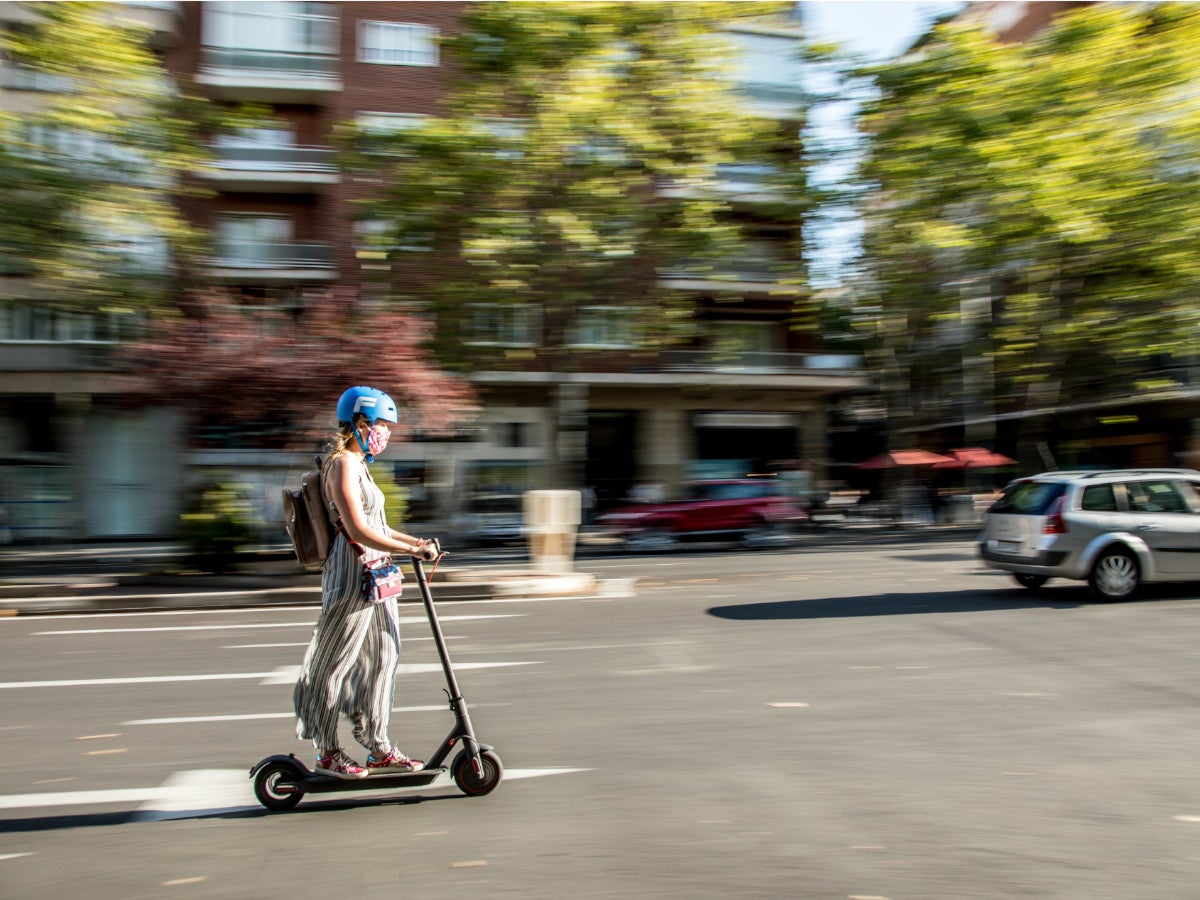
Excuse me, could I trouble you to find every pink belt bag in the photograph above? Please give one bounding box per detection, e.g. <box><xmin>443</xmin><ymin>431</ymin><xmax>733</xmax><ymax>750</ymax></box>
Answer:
<box><xmin>361</xmin><ymin>556</ymin><xmax>404</xmax><ymax>604</ymax></box>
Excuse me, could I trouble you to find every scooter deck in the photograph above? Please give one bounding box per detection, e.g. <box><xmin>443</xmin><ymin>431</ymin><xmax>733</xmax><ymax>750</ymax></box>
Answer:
<box><xmin>300</xmin><ymin>766</ymin><xmax>446</xmax><ymax>793</ymax></box>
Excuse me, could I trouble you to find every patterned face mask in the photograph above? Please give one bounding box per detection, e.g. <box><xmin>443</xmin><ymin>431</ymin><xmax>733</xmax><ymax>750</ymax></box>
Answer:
<box><xmin>367</xmin><ymin>424</ymin><xmax>390</xmax><ymax>457</ymax></box>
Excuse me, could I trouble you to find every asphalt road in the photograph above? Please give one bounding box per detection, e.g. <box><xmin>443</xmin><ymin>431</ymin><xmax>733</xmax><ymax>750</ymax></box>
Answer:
<box><xmin>3</xmin><ymin>539</ymin><xmax>1200</xmax><ymax>899</ymax></box>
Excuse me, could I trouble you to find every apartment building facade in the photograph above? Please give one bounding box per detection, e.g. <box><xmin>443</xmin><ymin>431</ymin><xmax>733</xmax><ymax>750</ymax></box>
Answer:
<box><xmin>0</xmin><ymin>1</ymin><xmax>867</xmax><ymax>540</ymax></box>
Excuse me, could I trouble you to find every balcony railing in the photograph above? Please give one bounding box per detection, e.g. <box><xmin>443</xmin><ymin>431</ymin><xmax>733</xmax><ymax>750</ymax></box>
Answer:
<box><xmin>211</xmin><ymin>241</ymin><xmax>335</xmax><ymax>270</ymax></box>
<box><xmin>661</xmin><ymin>351</ymin><xmax>863</xmax><ymax>374</ymax></box>
<box><xmin>659</xmin><ymin>257</ymin><xmax>795</xmax><ymax>283</ymax></box>
<box><xmin>201</xmin><ymin>47</ymin><xmax>339</xmax><ymax>78</ymax></box>
<box><xmin>211</xmin><ymin>144</ymin><xmax>337</xmax><ymax>173</ymax></box>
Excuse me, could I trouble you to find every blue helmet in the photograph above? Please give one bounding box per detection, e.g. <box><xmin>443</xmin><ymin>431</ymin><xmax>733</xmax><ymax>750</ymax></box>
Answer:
<box><xmin>336</xmin><ymin>386</ymin><xmax>399</xmax><ymax>427</ymax></box>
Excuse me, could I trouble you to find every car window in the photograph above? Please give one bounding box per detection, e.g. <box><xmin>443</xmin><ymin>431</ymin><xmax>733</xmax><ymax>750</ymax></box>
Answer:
<box><xmin>990</xmin><ymin>480</ymin><xmax>1066</xmax><ymax>515</ymax></box>
<box><xmin>1126</xmin><ymin>480</ymin><xmax>1190</xmax><ymax>514</ymax></box>
<box><xmin>1081</xmin><ymin>484</ymin><xmax>1117</xmax><ymax>512</ymax></box>
<box><xmin>1181</xmin><ymin>481</ymin><xmax>1200</xmax><ymax>508</ymax></box>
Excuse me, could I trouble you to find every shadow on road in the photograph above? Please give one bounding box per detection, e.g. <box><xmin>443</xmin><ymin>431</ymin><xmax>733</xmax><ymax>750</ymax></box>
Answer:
<box><xmin>708</xmin><ymin>588</ymin><xmax>1085</xmax><ymax>621</ymax></box>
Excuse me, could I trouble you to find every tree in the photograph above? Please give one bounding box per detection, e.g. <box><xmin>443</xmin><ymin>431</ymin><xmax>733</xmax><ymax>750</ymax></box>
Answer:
<box><xmin>342</xmin><ymin>1</ymin><xmax>806</xmax><ymax>368</ymax></box>
<box><xmin>853</xmin><ymin>3</ymin><xmax>1200</xmax><ymax>430</ymax></box>
<box><xmin>0</xmin><ymin>1</ymin><xmax>218</xmax><ymax>313</ymax></box>
<box><xmin>119</xmin><ymin>288</ymin><xmax>477</xmax><ymax>449</ymax></box>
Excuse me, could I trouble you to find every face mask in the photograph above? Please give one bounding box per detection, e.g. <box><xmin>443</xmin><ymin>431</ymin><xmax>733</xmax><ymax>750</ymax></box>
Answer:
<box><xmin>367</xmin><ymin>424</ymin><xmax>390</xmax><ymax>457</ymax></box>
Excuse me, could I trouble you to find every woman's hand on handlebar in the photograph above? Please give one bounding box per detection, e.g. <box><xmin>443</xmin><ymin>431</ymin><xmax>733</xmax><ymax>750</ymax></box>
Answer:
<box><xmin>413</xmin><ymin>538</ymin><xmax>440</xmax><ymax>562</ymax></box>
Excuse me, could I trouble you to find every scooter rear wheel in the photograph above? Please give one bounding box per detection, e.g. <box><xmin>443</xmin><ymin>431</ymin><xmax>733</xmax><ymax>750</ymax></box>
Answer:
<box><xmin>452</xmin><ymin>749</ymin><xmax>503</xmax><ymax>796</ymax></box>
<box><xmin>254</xmin><ymin>760</ymin><xmax>304</xmax><ymax>811</ymax></box>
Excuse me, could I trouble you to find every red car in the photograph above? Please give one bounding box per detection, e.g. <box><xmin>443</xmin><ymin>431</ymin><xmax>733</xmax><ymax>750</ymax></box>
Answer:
<box><xmin>594</xmin><ymin>479</ymin><xmax>808</xmax><ymax>551</ymax></box>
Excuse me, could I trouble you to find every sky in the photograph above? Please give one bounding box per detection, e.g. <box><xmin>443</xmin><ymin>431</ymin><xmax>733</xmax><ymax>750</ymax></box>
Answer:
<box><xmin>796</xmin><ymin>1</ymin><xmax>967</xmax><ymax>285</ymax></box>
<box><xmin>800</xmin><ymin>1</ymin><xmax>966</xmax><ymax>62</ymax></box>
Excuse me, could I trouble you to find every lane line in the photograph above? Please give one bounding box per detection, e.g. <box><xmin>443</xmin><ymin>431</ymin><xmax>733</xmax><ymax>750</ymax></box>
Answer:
<box><xmin>33</xmin><ymin>615</ymin><xmax>521</xmax><ymax>636</ymax></box>
<box><xmin>258</xmin><ymin>661</ymin><xmax>538</xmax><ymax>685</ymax></box>
<box><xmin>0</xmin><ymin>673</ymin><xmax>278</xmax><ymax>690</ymax></box>
<box><xmin>0</xmin><ymin>661</ymin><xmax>539</xmax><ymax>690</ymax></box>
<box><xmin>123</xmin><ymin>704</ymin><xmax>453</xmax><ymax>725</ymax></box>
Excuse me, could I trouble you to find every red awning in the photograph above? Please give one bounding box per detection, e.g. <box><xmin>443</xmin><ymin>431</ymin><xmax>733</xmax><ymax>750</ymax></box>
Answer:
<box><xmin>932</xmin><ymin>447</ymin><xmax>1018</xmax><ymax>470</ymax></box>
<box><xmin>855</xmin><ymin>450</ymin><xmax>955</xmax><ymax>469</ymax></box>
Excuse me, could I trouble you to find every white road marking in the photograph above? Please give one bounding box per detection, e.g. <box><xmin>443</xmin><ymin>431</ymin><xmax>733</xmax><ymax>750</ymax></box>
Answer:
<box><xmin>258</xmin><ymin>662</ymin><xmax>539</xmax><ymax>685</ymax></box>
<box><xmin>131</xmin><ymin>769</ymin><xmax>254</xmax><ymax>822</ymax></box>
<box><xmin>222</xmin><ymin>635</ymin><xmax>458</xmax><ymax>649</ymax></box>
<box><xmin>34</xmin><ymin>615</ymin><xmax>520</xmax><ymax>636</ymax></box>
<box><xmin>0</xmin><ymin>853</ymin><xmax>35</xmax><ymax>861</ymax></box>
<box><xmin>0</xmin><ymin>787</ymin><xmax>166</xmax><ymax>809</ymax></box>
<box><xmin>0</xmin><ymin>660</ymin><xmax>539</xmax><ymax>690</ymax></box>
<box><xmin>0</xmin><ymin>673</ymin><xmax>279</xmax><ymax>690</ymax></box>
<box><xmin>0</xmin><ymin>767</ymin><xmax>593</xmax><ymax>819</ymax></box>
<box><xmin>123</xmin><ymin>705</ymin><xmax>452</xmax><ymax>725</ymax></box>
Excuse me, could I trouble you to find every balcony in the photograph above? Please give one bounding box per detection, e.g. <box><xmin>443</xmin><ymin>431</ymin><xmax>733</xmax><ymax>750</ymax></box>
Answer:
<box><xmin>470</xmin><ymin>349</ymin><xmax>867</xmax><ymax>395</ymax></box>
<box><xmin>204</xmin><ymin>143</ymin><xmax>339</xmax><ymax>192</ymax></box>
<box><xmin>122</xmin><ymin>1</ymin><xmax>185</xmax><ymax>50</ymax></box>
<box><xmin>197</xmin><ymin>48</ymin><xmax>341</xmax><ymax>102</ymax></box>
<box><xmin>659</xmin><ymin>164</ymin><xmax>792</xmax><ymax>205</ymax></box>
<box><xmin>658</xmin><ymin>255</ymin><xmax>802</xmax><ymax>292</ymax></box>
<box><xmin>206</xmin><ymin>241</ymin><xmax>336</xmax><ymax>282</ymax></box>
<box><xmin>662</xmin><ymin>350</ymin><xmax>863</xmax><ymax>374</ymax></box>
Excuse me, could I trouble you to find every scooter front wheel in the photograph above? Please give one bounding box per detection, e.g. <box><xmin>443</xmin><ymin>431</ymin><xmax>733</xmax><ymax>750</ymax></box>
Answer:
<box><xmin>253</xmin><ymin>760</ymin><xmax>304</xmax><ymax>811</ymax></box>
<box><xmin>452</xmin><ymin>749</ymin><xmax>503</xmax><ymax>796</ymax></box>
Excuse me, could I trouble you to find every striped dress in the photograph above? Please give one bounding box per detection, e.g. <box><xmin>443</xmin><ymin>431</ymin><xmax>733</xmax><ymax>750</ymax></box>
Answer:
<box><xmin>293</xmin><ymin>457</ymin><xmax>403</xmax><ymax>756</ymax></box>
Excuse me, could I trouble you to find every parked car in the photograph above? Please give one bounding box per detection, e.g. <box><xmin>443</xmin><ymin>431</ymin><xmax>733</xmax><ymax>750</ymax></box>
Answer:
<box><xmin>593</xmin><ymin>478</ymin><xmax>808</xmax><ymax>551</ymax></box>
<box><xmin>452</xmin><ymin>494</ymin><xmax>526</xmax><ymax>547</ymax></box>
<box><xmin>978</xmin><ymin>468</ymin><xmax>1200</xmax><ymax>601</ymax></box>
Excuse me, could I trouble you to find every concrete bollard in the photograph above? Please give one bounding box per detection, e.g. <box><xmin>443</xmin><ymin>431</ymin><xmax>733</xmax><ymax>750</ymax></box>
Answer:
<box><xmin>523</xmin><ymin>490</ymin><xmax>581</xmax><ymax>575</ymax></box>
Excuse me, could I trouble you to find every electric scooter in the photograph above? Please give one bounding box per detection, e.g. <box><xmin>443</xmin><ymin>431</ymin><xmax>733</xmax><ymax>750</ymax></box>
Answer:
<box><xmin>250</xmin><ymin>543</ymin><xmax>502</xmax><ymax>811</ymax></box>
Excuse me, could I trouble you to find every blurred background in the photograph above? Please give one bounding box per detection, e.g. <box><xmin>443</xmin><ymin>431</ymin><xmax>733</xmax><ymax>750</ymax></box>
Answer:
<box><xmin>3</xmin><ymin>0</ymin><xmax>1198</xmax><ymax>550</ymax></box>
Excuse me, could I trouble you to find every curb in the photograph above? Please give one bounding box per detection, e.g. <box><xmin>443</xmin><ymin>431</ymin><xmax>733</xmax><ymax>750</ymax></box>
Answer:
<box><xmin>0</xmin><ymin>575</ymin><xmax>638</xmax><ymax>616</ymax></box>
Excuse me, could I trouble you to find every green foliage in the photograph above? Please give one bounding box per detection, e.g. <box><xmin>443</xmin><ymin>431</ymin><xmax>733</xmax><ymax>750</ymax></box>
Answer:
<box><xmin>0</xmin><ymin>1</ymin><xmax>230</xmax><ymax>313</ymax></box>
<box><xmin>855</xmin><ymin>3</ymin><xmax>1200</xmax><ymax>419</ymax></box>
<box><xmin>370</xmin><ymin>465</ymin><xmax>411</xmax><ymax>531</ymax></box>
<box><xmin>178</xmin><ymin>481</ymin><xmax>261</xmax><ymax>572</ymax></box>
<box><xmin>342</xmin><ymin>1</ymin><xmax>809</xmax><ymax>364</ymax></box>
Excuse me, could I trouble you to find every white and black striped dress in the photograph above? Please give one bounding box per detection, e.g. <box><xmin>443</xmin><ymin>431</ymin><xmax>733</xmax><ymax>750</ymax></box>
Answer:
<box><xmin>293</xmin><ymin>458</ymin><xmax>403</xmax><ymax>755</ymax></box>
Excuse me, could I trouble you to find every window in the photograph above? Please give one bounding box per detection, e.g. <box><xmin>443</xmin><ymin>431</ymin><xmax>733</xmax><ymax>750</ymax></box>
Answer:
<box><xmin>1126</xmin><ymin>481</ymin><xmax>1190</xmax><ymax>514</ymax></box>
<box><xmin>711</xmin><ymin>321</ymin><xmax>781</xmax><ymax>355</ymax></box>
<box><xmin>1081</xmin><ymin>484</ymin><xmax>1117</xmax><ymax>512</ymax></box>
<box><xmin>215</xmin><ymin>215</ymin><xmax>294</xmax><ymax>264</ymax></box>
<box><xmin>496</xmin><ymin>423</ymin><xmax>534</xmax><ymax>449</ymax></box>
<box><xmin>465</xmin><ymin>303</ymin><xmax>538</xmax><ymax>346</ymax></box>
<box><xmin>572</xmin><ymin>306</ymin><xmax>637</xmax><ymax>349</ymax></box>
<box><xmin>991</xmin><ymin>481</ymin><xmax>1067</xmax><ymax>516</ymax></box>
<box><xmin>215</xmin><ymin>124</ymin><xmax>295</xmax><ymax>149</ymax></box>
<box><xmin>204</xmin><ymin>2</ymin><xmax>337</xmax><ymax>57</ymax></box>
<box><xmin>359</xmin><ymin>21</ymin><xmax>438</xmax><ymax>66</ymax></box>
<box><xmin>356</xmin><ymin>112</ymin><xmax>429</xmax><ymax>135</ymax></box>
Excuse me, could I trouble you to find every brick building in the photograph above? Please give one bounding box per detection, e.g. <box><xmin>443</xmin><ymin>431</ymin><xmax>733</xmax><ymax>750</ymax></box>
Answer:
<box><xmin>0</xmin><ymin>1</ymin><xmax>866</xmax><ymax>540</ymax></box>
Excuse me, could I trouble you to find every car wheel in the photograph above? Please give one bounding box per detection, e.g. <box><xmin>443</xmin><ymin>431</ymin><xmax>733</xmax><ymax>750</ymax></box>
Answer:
<box><xmin>625</xmin><ymin>527</ymin><xmax>678</xmax><ymax>553</ymax></box>
<box><xmin>1088</xmin><ymin>547</ymin><xmax>1140</xmax><ymax>602</ymax></box>
<box><xmin>1013</xmin><ymin>573</ymin><xmax>1048</xmax><ymax>590</ymax></box>
<box><xmin>741</xmin><ymin>520</ymin><xmax>791</xmax><ymax>550</ymax></box>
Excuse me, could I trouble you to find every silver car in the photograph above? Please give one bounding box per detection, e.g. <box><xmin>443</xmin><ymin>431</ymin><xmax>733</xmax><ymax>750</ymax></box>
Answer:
<box><xmin>979</xmin><ymin>468</ymin><xmax>1200</xmax><ymax>601</ymax></box>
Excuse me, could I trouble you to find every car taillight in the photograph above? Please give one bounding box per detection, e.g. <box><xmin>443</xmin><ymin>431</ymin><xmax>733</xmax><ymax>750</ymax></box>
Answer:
<box><xmin>1043</xmin><ymin>496</ymin><xmax>1068</xmax><ymax>534</ymax></box>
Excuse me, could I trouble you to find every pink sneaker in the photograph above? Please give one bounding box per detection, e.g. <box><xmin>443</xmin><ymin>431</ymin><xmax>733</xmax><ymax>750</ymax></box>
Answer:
<box><xmin>366</xmin><ymin>749</ymin><xmax>425</xmax><ymax>773</ymax></box>
<box><xmin>316</xmin><ymin>749</ymin><xmax>368</xmax><ymax>780</ymax></box>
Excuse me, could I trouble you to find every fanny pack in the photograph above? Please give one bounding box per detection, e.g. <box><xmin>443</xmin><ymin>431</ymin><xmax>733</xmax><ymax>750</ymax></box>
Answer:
<box><xmin>361</xmin><ymin>556</ymin><xmax>404</xmax><ymax>604</ymax></box>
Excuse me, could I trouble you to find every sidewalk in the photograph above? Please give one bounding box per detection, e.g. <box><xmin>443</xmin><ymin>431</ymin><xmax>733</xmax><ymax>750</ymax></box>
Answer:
<box><xmin>0</xmin><ymin>542</ymin><xmax>625</xmax><ymax>616</ymax></box>
<box><xmin>0</xmin><ymin>523</ymin><xmax>979</xmax><ymax>617</ymax></box>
